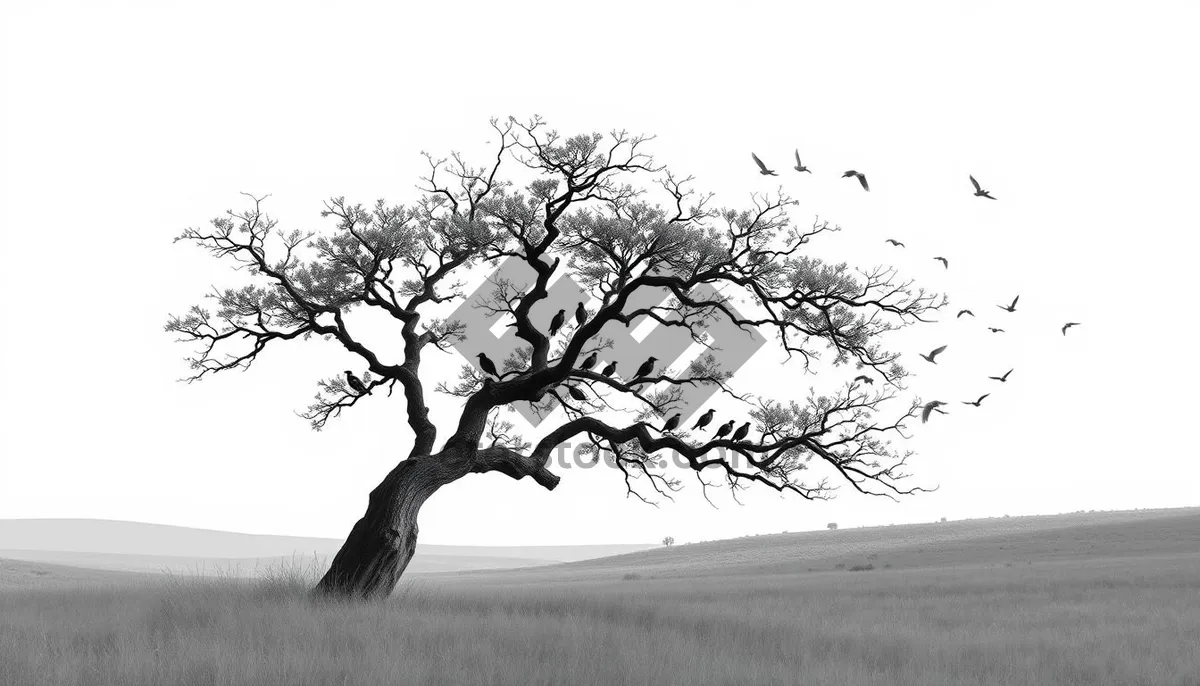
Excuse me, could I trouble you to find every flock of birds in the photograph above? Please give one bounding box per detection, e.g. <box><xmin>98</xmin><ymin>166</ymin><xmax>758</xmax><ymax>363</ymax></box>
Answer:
<box><xmin>338</xmin><ymin>150</ymin><xmax>1083</xmax><ymax>448</ymax></box>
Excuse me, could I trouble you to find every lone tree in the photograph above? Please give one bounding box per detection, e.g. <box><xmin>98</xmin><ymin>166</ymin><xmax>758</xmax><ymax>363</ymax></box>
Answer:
<box><xmin>662</xmin><ymin>536</ymin><xmax>675</xmax><ymax>547</ymax></box>
<box><xmin>167</xmin><ymin>116</ymin><xmax>942</xmax><ymax>600</ymax></box>
<box><xmin>827</xmin><ymin>522</ymin><xmax>839</xmax><ymax>531</ymax></box>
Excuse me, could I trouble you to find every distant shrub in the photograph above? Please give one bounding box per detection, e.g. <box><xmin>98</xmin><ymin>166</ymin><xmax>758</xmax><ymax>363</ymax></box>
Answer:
<box><xmin>622</xmin><ymin>573</ymin><xmax>642</xmax><ymax>581</ymax></box>
<box><xmin>827</xmin><ymin>522</ymin><xmax>838</xmax><ymax>531</ymax></box>
<box><xmin>661</xmin><ymin>536</ymin><xmax>675</xmax><ymax>547</ymax></box>
<box><xmin>940</xmin><ymin>517</ymin><xmax>947</xmax><ymax>523</ymax></box>
<box><xmin>848</xmin><ymin>564</ymin><xmax>875</xmax><ymax>572</ymax></box>
<box><xmin>834</xmin><ymin>563</ymin><xmax>846</xmax><ymax>570</ymax></box>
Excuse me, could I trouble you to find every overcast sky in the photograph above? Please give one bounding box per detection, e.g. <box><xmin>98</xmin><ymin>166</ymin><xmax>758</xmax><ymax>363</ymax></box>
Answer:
<box><xmin>3</xmin><ymin>1</ymin><xmax>1198</xmax><ymax>546</ymax></box>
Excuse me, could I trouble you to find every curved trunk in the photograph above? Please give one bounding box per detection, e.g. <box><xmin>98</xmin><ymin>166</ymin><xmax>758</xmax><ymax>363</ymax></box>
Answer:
<box><xmin>314</xmin><ymin>451</ymin><xmax>469</xmax><ymax>600</ymax></box>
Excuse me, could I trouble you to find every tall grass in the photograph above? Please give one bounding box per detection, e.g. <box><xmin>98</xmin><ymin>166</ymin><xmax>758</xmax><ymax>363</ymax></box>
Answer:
<box><xmin>3</xmin><ymin>553</ymin><xmax>1199</xmax><ymax>685</ymax></box>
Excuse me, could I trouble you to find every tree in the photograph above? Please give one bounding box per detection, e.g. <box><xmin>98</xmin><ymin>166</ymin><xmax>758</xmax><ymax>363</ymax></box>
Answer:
<box><xmin>166</xmin><ymin>116</ymin><xmax>942</xmax><ymax>600</ymax></box>
<box><xmin>662</xmin><ymin>536</ymin><xmax>675</xmax><ymax>546</ymax></box>
<box><xmin>827</xmin><ymin>522</ymin><xmax>838</xmax><ymax>531</ymax></box>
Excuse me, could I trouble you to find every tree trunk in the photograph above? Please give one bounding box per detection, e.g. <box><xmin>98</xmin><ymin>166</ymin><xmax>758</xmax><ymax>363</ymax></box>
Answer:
<box><xmin>313</xmin><ymin>444</ymin><xmax>558</xmax><ymax>600</ymax></box>
<box><xmin>313</xmin><ymin>451</ymin><xmax>468</xmax><ymax>600</ymax></box>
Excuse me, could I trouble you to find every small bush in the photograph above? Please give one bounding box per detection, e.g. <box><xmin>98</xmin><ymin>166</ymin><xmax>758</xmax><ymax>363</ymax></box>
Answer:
<box><xmin>848</xmin><ymin>564</ymin><xmax>874</xmax><ymax>572</ymax></box>
<box><xmin>834</xmin><ymin>563</ymin><xmax>846</xmax><ymax>570</ymax></box>
<box><xmin>621</xmin><ymin>573</ymin><xmax>642</xmax><ymax>581</ymax></box>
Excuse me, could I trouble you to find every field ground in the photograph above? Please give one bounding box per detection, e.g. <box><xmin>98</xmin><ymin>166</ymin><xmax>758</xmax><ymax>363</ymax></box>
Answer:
<box><xmin>3</xmin><ymin>508</ymin><xmax>1199</xmax><ymax>685</ymax></box>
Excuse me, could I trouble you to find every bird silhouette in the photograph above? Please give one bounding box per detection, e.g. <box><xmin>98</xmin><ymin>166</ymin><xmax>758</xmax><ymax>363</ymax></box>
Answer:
<box><xmin>662</xmin><ymin>412</ymin><xmax>681</xmax><ymax>433</ymax></box>
<box><xmin>998</xmin><ymin>295</ymin><xmax>1020</xmax><ymax>313</ymax></box>
<box><xmin>853</xmin><ymin>375</ymin><xmax>874</xmax><ymax>385</ymax></box>
<box><xmin>988</xmin><ymin>369</ymin><xmax>1013</xmax><ymax>382</ymax></box>
<box><xmin>751</xmin><ymin>153</ymin><xmax>777</xmax><ymax>176</ymax></box>
<box><xmin>885</xmin><ymin>239</ymin><xmax>906</xmax><ymax>248</ymax></box>
<box><xmin>921</xmin><ymin>401</ymin><xmax>948</xmax><ymax>423</ymax></box>
<box><xmin>793</xmin><ymin>149</ymin><xmax>811</xmax><ymax>173</ymax></box>
<box><xmin>713</xmin><ymin>420</ymin><xmax>735</xmax><ymax>439</ymax></box>
<box><xmin>919</xmin><ymin>345</ymin><xmax>948</xmax><ymax>364</ymax></box>
<box><xmin>634</xmin><ymin>356</ymin><xmax>658</xmax><ymax>380</ymax></box>
<box><xmin>962</xmin><ymin>393</ymin><xmax>990</xmax><ymax>407</ymax></box>
<box><xmin>731</xmin><ymin>421</ymin><xmax>751</xmax><ymax>442</ymax></box>
<box><xmin>549</xmin><ymin>309</ymin><xmax>566</xmax><ymax>336</ymax></box>
<box><xmin>957</xmin><ymin>309</ymin><xmax>975</xmax><ymax>318</ymax></box>
<box><xmin>1061</xmin><ymin>322</ymin><xmax>1081</xmax><ymax>336</ymax></box>
<box><xmin>988</xmin><ymin>327</ymin><xmax>1005</xmax><ymax>333</ymax></box>
<box><xmin>693</xmin><ymin>409</ymin><xmax>715</xmax><ymax>431</ymax></box>
<box><xmin>344</xmin><ymin>371</ymin><xmax>368</xmax><ymax>395</ymax></box>
<box><xmin>934</xmin><ymin>256</ymin><xmax>949</xmax><ymax>269</ymax></box>
<box><xmin>600</xmin><ymin>361</ymin><xmax>618</xmax><ymax>377</ymax></box>
<box><xmin>970</xmin><ymin>175</ymin><xmax>996</xmax><ymax>199</ymax></box>
<box><xmin>843</xmin><ymin>170</ymin><xmax>869</xmax><ymax>191</ymax></box>
<box><xmin>476</xmin><ymin>353</ymin><xmax>499</xmax><ymax>379</ymax></box>
<box><xmin>575</xmin><ymin>302</ymin><xmax>588</xmax><ymax>328</ymax></box>
<box><xmin>580</xmin><ymin>351</ymin><xmax>598</xmax><ymax>371</ymax></box>
<box><xmin>567</xmin><ymin>385</ymin><xmax>588</xmax><ymax>402</ymax></box>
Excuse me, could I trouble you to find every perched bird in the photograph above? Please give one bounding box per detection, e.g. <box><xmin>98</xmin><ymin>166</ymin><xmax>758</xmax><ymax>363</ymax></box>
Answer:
<box><xmin>634</xmin><ymin>356</ymin><xmax>658</xmax><ymax>380</ymax></box>
<box><xmin>988</xmin><ymin>369</ymin><xmax>1014</xmax><ymax>383</ymax></box>
<box><xmin>476</xmin><ymin>353</ymin><xmax>499</xmax><ymax>379</ymax></box>
<box><xmin>600</xmin><ymin>361</ymin><xmax>618</xmax><ymax>377</ymax></box>
<box><xmin>853</xmin><ymin>375</ymin><xmax>874</xmax><ymax>385</ymax></box>
<box><xmin>580</xmin><ymin>351</ymin><xmax>598</xmax><ymax>371</ymax></box>
<box><xmin>998</xmin><ymin>295</ymin><xmax>1020</xmax><ymax>313</ymax></box>
<box><xmin>921</xmin><ymin>401</ymin><xmax>948</xmax><ymax>424</ymax></box>
<box><xmin>842</xmin><ymin>170</ymin><xmax>869</xmax><ymax>191</ymax></box>
<box><xmin>731</xmin><ymin>421</ymin><xmax>751</xmax><ymax>442</ymax></box>
<box><xmin>934</xmin><ymin>256</ymin><xmax>949</xmax><ymax>269</ymax></box>
<box><xmin>793</xmin><ymin>149</ymin><xmax>811</xmax><ymax>173</ymax></box>
<box><xmin>957</xmin><ymin>309</ymin><xmax>975</xmax><ymax>318</ymax></box>
<box><xmin>970</xmin><ymin>175</ymin><xmax>996</xmax><ymax>200</ymax></box>
<box><xmin>713</xmin><ymin>420</ymin><xmax>735</xmax><ymax>439</ymax></box>
<box><xmin>962</xmin><ymin>393</ymin><xmax>990</xmax><ymax>407</ymax></box>
<box><xmin>751</xmin><ymin>153</ymin><xmax>777</xmax><ymax>176</ymax></box>
<box><xmin>885</xmin><ymin>239</ymin><xmax>906</xmax><ymax>248</ymax></box>
<box><xmin>344</xmin><ymin>371</ymin><xmax>368</xmax><ymax>395</ymax></box>
<box><xmin>1061</xmin><ymin>322</ymin><xmax>1081</xmax><ymax>336</ymax></box>
<box><xmin>988</xmin><ymin>327</ymin><xmax>1005</xmax><ymax>334</ymax></box>
<box><xmin>693</xmin><ymin>408</ymin><xmax>715</xmax><ymax>431</ymax></box>
<box><xmin>662</xmin><ymin>412</ymin><xmax>681</xmax><ymax>433</ymax></box>
<box><xmin>919</xmin><ymin>345</ymin><xmax>948</xmax><ymax>364</ymax></box>
<box><xmin>575</xmin><ymin>302</ymin><xmax>588</xmax><ymax>328</ymax></box>
<box><xmin>548</xmin><ymin>309</ymin><xmax>566</xmax><ymax>337</ymax></box>
<box><xmin>567</xmin><ymin>385</ymin><xmax>588</xmax><ymax>402</ymax></box>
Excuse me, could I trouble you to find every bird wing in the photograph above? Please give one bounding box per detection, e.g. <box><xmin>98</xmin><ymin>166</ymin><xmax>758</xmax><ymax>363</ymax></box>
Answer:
<box><xmin>970</xmin><ymin>175</ymin><xmax>981</xmax><ymax>192</ymax></box>
<box><xmin>921</xmin><ymin>404</ymin><xmax>935</xmax><ymax>423</ymax></box>
<box><xmin>1011</xmin><ymin>295</ymin><xmax>1020</xmax><ymax>308</ymax></box>
<box><xmin>978</xmin><ymin>393</ymin><xmax>990</xmax><ymax>404</ymax></box>
<box><xmin>751</xmin><ymin>152</ymin><xmax>768</xmax><ymax>172</ymax></box>
<box><xmin>858</xmin><ymin>173</ymin><xmax>870</xmax><ymax>191</ymax></box>
<box><xmin>794</xmin><ymin>149</ymin><xmax>802</xmax><ymax>165</ymax></box>
<box><xmin>929</xmin><ymin>344</ymin><xmax>948</xmax><ymax>358</ymax></box>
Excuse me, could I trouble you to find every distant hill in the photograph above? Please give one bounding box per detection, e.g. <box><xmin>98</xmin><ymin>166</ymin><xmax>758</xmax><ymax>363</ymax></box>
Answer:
<box><xmin>0</xmin><ymin>519</ymin><xmax>657</xmax><ymax>576</ymax></box>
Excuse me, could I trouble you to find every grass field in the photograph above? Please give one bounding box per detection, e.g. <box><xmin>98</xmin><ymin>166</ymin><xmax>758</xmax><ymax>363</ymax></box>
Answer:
<box><xmin>3</xmin><ymin>508</ymin><xmax>1199</xmax><ymax>685</ymax></box>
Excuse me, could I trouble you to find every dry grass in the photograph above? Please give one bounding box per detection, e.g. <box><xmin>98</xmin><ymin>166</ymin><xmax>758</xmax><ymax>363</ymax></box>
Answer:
<box><xmin>3</xmin><ymin>512</ymin><xmax>1200</xmax><ymax>685</ymax></box>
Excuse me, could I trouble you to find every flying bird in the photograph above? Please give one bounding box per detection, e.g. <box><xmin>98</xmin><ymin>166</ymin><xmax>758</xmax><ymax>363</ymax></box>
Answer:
<box><xmin>731</xmin><ymin>421</ymin><xmax>751</xmax><ymax>442</ymax></box>
<box><xmin>842</xmin><ymin>170</ymin><xmax>869</xmax><ymax>191</ymax></box>
<box><xmin>988</xmin><ymin>327</ymin><xmax>1005</xmax><ymax>334</ymax></box>
<box><xmin>853</xmin><ymin>375</ymin><xmax>874</xmax><ymax>385</ymax></box>
<box><xmin>793</xmin><ymin>149</ymin><xmax>811</xmax><ymax>173</ymax></box>
<box><xmin>934</xmin><ymin>257</ymin><xmax>949</xmax><ymax>269</ymax></box>
<box><xmin>962</xmin><ymin>394</ymin><xmax>990</xmax><ymax>407</ymax></box>
<box><xmin>1061</xmin><ymin>322</ymin><xmax>1081</xmax><ymax>336</ymax></box>
<box><xmin>713</xmin><ymin>420</ymin><xmax>735</xmax><ymax>439</ymax></box>
<box><xmin>600</xmin><ymin>361</ymin><xmax>618</xmax><ymax>377</ymax></box>
<box><xmin>575</xmin><ymin>302</ymin><xmax>588</xmax><ymax>328</ymax></box>
<box><xmin>548</xmin><ymin>309</ymin><xmax>566</xmax><ymax>337</ymax></box>
<box><xmin>693</xmin><ymin>409</ymin><xmax>715</xmax><ymax>431</ymax></box>
<box><xmin>885</xmin><ymin>239</ymin><xmax>906</xmax><ymax>248</ymax></box>
<box><xmin>662</xmin><ymin>413</ymin><xmax>681</xmax><ymax>433</ymax></box>
<box><xmin>988</xmin><ymin>369</ymin><xmax>1014</xmax><ymax>383</ymax></box>
<box><xmin>566</xmin><ymin>385</ymin><xmax>588</xmax><ymax>402</ymax></box>
<box><xmin>580</xmin><ymin>351</ymin><xmax>598</xmax><ymax>371</ymax></box>
<box><xmin>957</xmin><ymin>309</ymin><xmax>975</xmax><ymax>318</ymax></box>
<box><xmin>751</xmin><ymin>153</ymin><xmax>777</xmax><ymax>176</ymax></box>
<box><xmin>344</xmin><ymin>371</ymin><xmax>368</xmax><ymax>395</ymax></box>
<box><xmin>998</xmin><ymin>295</ymin><xmax>1020</xmax><ymax>313</ymax></box>
<box><xmin>919</xmin><ymin>345</ymin><xmax>948</xmax><ymax>364</ymax></box>
<box><xmin>634</xmin><ymin>356</ymin><xmax>658</xmax><ymax>380</ymax></box>
<box><xmin>921</xmin><ymin>401</ymin><xmax>948</xmax><ymax>424</ymax></box>
<box><xmin>476</xmin><ymin>353</ymin><xmax>499</xmax><ymax>379</ymax></box>
<box><xmin>970</xmin><ymin>175</ymin><xmax>996</xmax><ymax>199</ymax></box>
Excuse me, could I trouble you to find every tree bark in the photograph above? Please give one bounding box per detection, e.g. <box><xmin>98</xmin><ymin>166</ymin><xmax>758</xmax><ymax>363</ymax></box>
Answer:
<box><xmin>313</xmin><ymin>445</ymin><xmax>558</xmax><ymax>600</ymax></box>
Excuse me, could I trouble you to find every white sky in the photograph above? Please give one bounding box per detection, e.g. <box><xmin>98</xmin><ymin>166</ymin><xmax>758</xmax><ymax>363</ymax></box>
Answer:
<box><xmin>2</xmin><ymin>1</ymin><xmax>1198</xmax><ymax>546</ymax></box>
